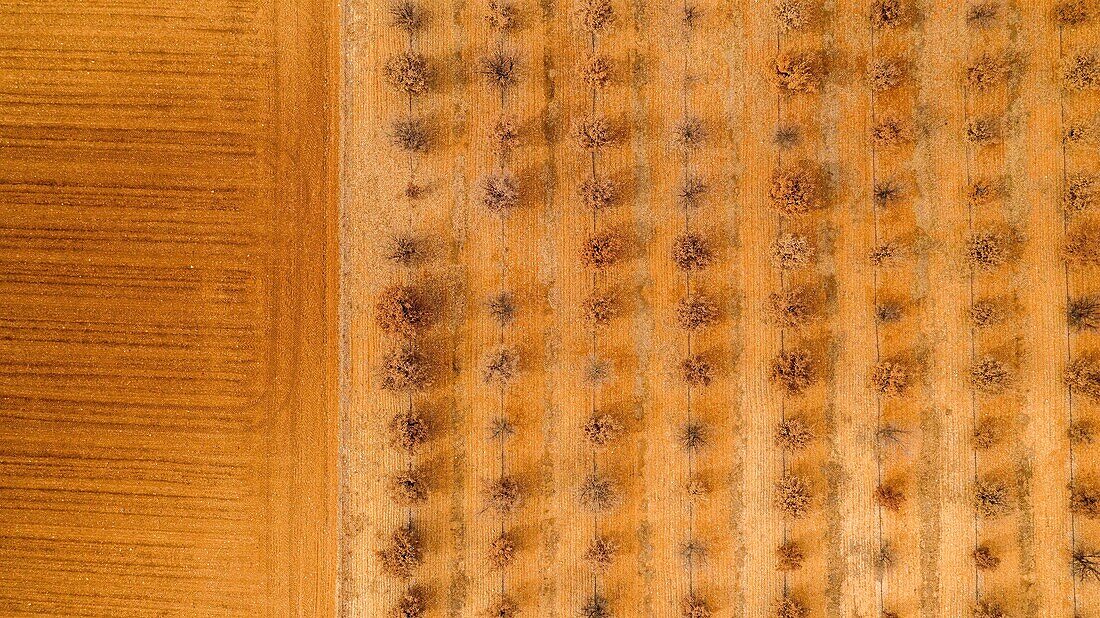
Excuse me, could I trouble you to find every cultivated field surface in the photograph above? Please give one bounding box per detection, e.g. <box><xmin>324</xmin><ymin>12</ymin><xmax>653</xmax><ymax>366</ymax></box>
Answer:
<box><xmin>343</xmin><ymin>1</ymin><xmax>1100</xmax><ymax>616</ymax></box>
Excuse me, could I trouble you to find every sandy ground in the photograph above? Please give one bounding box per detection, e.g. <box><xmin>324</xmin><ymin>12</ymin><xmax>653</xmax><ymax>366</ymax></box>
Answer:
<box><xmin>343</xmin><ymin>0</ymin><xmax>1099</xmax><ymax>616</ymax></box>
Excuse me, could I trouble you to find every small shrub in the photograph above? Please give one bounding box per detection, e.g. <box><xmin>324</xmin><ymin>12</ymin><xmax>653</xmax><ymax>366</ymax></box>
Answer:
<box><xmin>381</xmin><ymin>344</ymin><xmax>433</xmax><ymax>391</ymax></box>
<box><xmin>680</xmin><ymin>539</ymin><xmax>708</xmax><ymax>566</ymax></box>
<box><xmin>974</xmin><ymin>599</ymin><xmax>1006</xmax><ymax>618</ymax></box>
<box><xmin>489</xmin><ymin>416</ymin><xmax>516</xmax><ymax>440</ymax></box>
<box><xmin>482</xmin><ymin>173</ymin><xmax>520</xmax><ymax>213</ymax></box>
<box><xmin>967</xmin><ymin>232</ymin><xmax>1010</xmax><ymax>270</ymax></box>
<box><xmin>578</xmin><ymin>0</ymin><xmax>615</xmax><ymax>32</ymax></box>
<box><xmin>581</xmin><ymin>291</ymin><xmax>620</xmax><ymax>327</ymax></box>
<box><xmin>674</xmin><ymin>116</ymin><xmax>707</xmax><ymax>149</ymax></box>
<box><xmin>1066</xmin><ymin>356</ymin><xmax>1100</xmax><ymax>400</ymax></box>
<box><xmin>1069</xmin><ymin>420</ymin><xmax>1095</xmax><ymax>446</ymax></box>
<box><xmin>774</xmin><ymin>51</ymin><xmax>825</xmax><ymax>94</ymax></box>
<box><xmin>576</xmin><ymin>114</ymin><xmax>616</xmax><ymax>150</ymax></box>
<box><xmin>776</xmin><ymin>540</ymin><xmax>805</xmax><ymax>571</ymax></box>
<box><xmin>1054</xmin><ymin>0</ymin><xmax>1095</xmax><ymax>26</ymax></box>
<box><xmin>580</xmin><ymin>174</ymin><xmax>618</xmax><ymax>210</ymax></box>
<box><xmin>581</xmin><ymin>594</ymin><xmax>611</xmax><ymax>618</ymax></box>
<box><xmin>874</xmin><ymin>481</ymin><xmax>906</xmax><ymax>511</ymax></box>
<box><xmin>770</xmin><ymin>349</ymin><xmax>817</xmax><ymax>395</ymax></box>
<box><xmin>376</xmin><ymin>284</ymin><xmax>432</xmax><ymax>338</ymax></box>
<box><xmin>774</xmin><ymin>124</ymin><xmax>802</xmax><ymax>149</ymax></box>
<box><xmin>973</xmin><ymin>544</ymin><xmax>1000</xmax><ymax>570</ymax></box>
<box><xmin>385</xmin><ymin>51</ymin><xmax>433</xmax><ymax>95</ymax></box>
<box><xmin>676</xmin><ymin>293</ymin><xmax>720</xmax><ymax>330</ymax></box>
<box><xmin>487</xmin><ymin>0</ymin><xmax>518</xmax><ymax>29</ymax></box>
<box><xmin>872</xmin><ymin>114</ymin><xmax>913</xmax><ymax>148</ymax></box>
<box><xmin>485</xmin><ymin>594</ymin><xmax>519</xmax><ymax>618</ymax></box>
<box><xmin>1071</xmin><ymin>483</ymin><xmax>1100</xmax><ymax>518</ymax></box>
<box><xmin>1065</xmin><ymin>174</ymin><xmax>1099</xmax><ymax>213</ymax></box>
<box><xmin>679</xmin><ymin>354</ymin><xmax>715</xmax><ymax>387</ymax></box>
<box><xmin>967</xmin><ymin>2</ymin><xmax>1000</xmax><ymax>28</ymax></box>
<box><xmin>484</xmin><ymin>347</ymin><xmax>519</xmax><ymax>384</ymax></box>
<box><xmin>775</xmin><ymin>473</ymin><xmax>812</xmax><ymax>518</ymax></box>
<box><xmin>488</xmin><ymin>531</ymin><xmax>517</xmax><ymax>568</ymax></box>
<box><xmin>970</xmin><ymin>300</ymin><xmax>1005</xmax><ymax>328</ymax></box>
<box><xmin>579</xmin><ymin>473</ymin><xmax>621</xmax><ymax>512</ymax></box>
<box><xmin>389</xmin><ymin>0</ymin><xmax>427</xmax><ymax>32</ymax></box>
<box><xmin>967</xmin><ymin>53</ymin><xmax>1019</xmax><ymax>90</ymax></box>
<box><xmin>874</xmin><ymin>179</ymin><xmax>904</xmax><ymax>207</ymax></box>
<box><xmin>584</xmin><ymin>412</ymin><xmax>623</xmax><ymax>447</ymax></box>
<box><xmin>767</xmin><ymin>287</ymin><xmax>816</xmax><ymax>328</ymax></box>
<box><xmin>870</xmin><ymin>242</ymin><xmax>903</xmax><ymax>266</ymax></box>
<box><xmin>583</xmin><ymin>535</ymin><xmax>619</xmax><ymax>572</ymax></box>
<box><xmin>771</xmin><ymin>233</ymin><xmax>815</xmax><ymax>269</ymax></box>
<box><xmin>975</xmin><ymin>478</ymin><xmax>1012</xmax><ymax>518</ymax></box>
<box><xmin>1065</xmin><ymin>51</ymin><xmax>1100</xmax><ymax>90</ymax></box>
<box><xmin>389</xmin><ymin>117</ymin><xmax>431</xmax><ymax>152</ymax></box>
<box><xmin>682</xmin><ymin>594</ymin><xmax>712</xmax><ymax>618</ymax></box>
<box><xmin>1072</xmin><ymin>548</ymin><xmax>1100</xmax><ymax>580</ymax></box>
<box><xmin>385</xmin><ymin>234</ymin><xmax>421</xmax><ymax>266</ymax></box>
<box><xmin>968</xmin><ymin>179</ymin><xmax>1001</xmax><ymax>206</ymax></box>
<box><xmin>1065</xmin><ymin>220</ymin><xmax>1100</xmax><ymax>264</ymax></box>
<box><xmin>388</xmin><ymin>466</ymin><xmax>429</xmax><ymax>504</ymax></box>
<box><xmin>966</xmin><ymin>116</ymin><xmax>1002</xmax><ymax>146</ymax></box>
<box><xmin>581</xmin><ymin>55</ymin><xmax>613</xmax><ymax>89</ymax></box>
<box><xmin>775</xmin><ymin>595</ymin><xmax>808</xmax><ymax>618</ymax></box>
<box><xmin>488</xmin><ymin>292</ymin><xmax>515</xmax><ymax>326</ymax></box>
<box><xmin>970</xmin><ymin>356</ymin><xmax>1012</xmax><ymax>394</ymax></box>
<box><xmin>876</xmin><ymin>302</ymin><xmax>903</xmax><ymax>323</ymax></box>
<box><xmin>379</xmin><ymin>525</ymin><xmax>423</xmax><ymax>578</ymax></box>
<box><xmin>678</xmin><ymin>420</ymin><xmax>709</xmax><ymax>451</ymax></box>
<box><xmin>870</xmin><ymin>57</ymin><xmax>905</xmax><ymax>92</ymax></box>
<box><xmin>491</xmin><ymin>117</ymin><xmax>519</xmax><ymax>152</ymax></box>
<box><xmin>678</xmin><ymin>175</ymin><xmax>709</xmax><ymax>209</ymax></box>
<box><xmin>776</xmin><ymin>416</ymin><xmax>816</xmax><ymax>450</ymax></box>
<box><xmin>673</xmin><ymin>233</ymin><xmax>716</xmax><ymax>271</ymax></box>
<box><xmin>770</xmin><ymin>166</ymin><xmax>822</xmax><ymax>216</ymax></box>
<box><xmin>582</xmin><ymin>231</ymin><xmax>626</xmax><ymax>269</ymax></box>
<box><xmin>485</xmin><ymin>475</ymin><xmax>523</xmax><ymax>514</ymax></box>
<box><xmin>389</xmin><ymin>409</ymin><xmax>430</xmax><ymax>451</ymax></box>
<box><xmin>583</xmin><ymin>355</ymin><xmax>614</xmax><ymax>385</ymax></box>
<box><xmin>871</xmin><ymin>360</ymin><xmax>912</xmax><ymax>396</ymax></box>
<box><xmin>775</xmin><ymin>0</ymin><xmax>816</xmax><ymax>32</ymax></box>
<box><xmin>396</xmin><ymin>586</ymin><xmax>427</xmax><ymax>618</ymax></box>
<box><xmin>871</xmin><ymin>0</ymin><xmax>907</xmax><ymax>29</ymax></box>
<box><xmin>972</xmin><ymin>417</ymin><xmax>1001</xmax><ymax>450</ymax></box>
